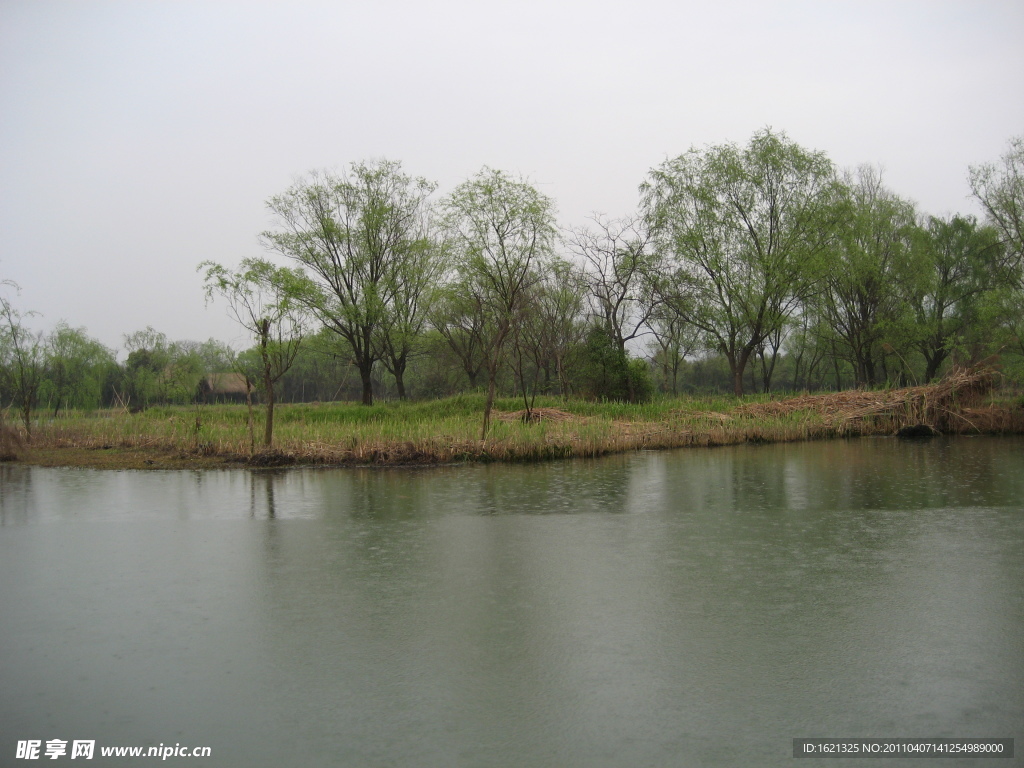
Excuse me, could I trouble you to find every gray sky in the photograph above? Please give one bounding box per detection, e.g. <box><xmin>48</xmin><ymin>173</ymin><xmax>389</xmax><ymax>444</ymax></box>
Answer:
<box><xmin>2</xmin><ymin>0</ymin><xmax>1022</xmax><ymax>354</ymax></box>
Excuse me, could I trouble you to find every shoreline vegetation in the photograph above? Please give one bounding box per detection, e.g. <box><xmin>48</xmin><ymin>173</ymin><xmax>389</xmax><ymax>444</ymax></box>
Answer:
<box><xmin>4</xmin><ymin>368</ymin><xmax>1021</xmax><ymax>472</ymax></box>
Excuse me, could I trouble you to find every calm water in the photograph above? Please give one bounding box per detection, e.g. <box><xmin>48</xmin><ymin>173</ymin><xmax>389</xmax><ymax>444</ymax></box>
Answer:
<box><xmin>1</xmin><ymin>437</ymin><xmax>1022</xmax><ymax>767</ymax></box>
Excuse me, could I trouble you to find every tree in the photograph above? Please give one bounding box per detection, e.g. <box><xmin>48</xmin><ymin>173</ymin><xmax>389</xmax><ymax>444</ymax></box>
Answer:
<box><xmin>43</xmin><ymin>322</ymin><xmax>117</xmax><ymax>415</ymax></box>
<box><xmin>200</xmin><ymin>258</ymin><xmax>311</xmax><ymax>447</ymax></box>
<box><xmin>121</xmin><ymin>327</ymin><xmax>169</xmax><ymax>408</ymax></box>
<box><xmin>907</xmin><ymin>215</ymin><xmax>1003</xmax><ymax>380</ymax></box>
<box><xmin>528</xmin><ymin>257</ymin><xmax>588</xmax><ymax>396</ymax></box>
<box><xmin>568</xmin><ymin>214</ymin><xmax>658</xmax><ymax>401</ymax></box>
<box><xmin>569</xmin><ymin>215</ymin><xmax>657</xmax><ymax>350</ymax></box>
<box><xmin>262</xmin><ymin>160</ymin><xmax>436</xmax><ymax>405</ymax></box>
<box><xmin>0</xmin><ymin>282</ymin><xmax>45</xmax><ymax>440</ymax></box>
<box><xmin>812</xmin><ymin>167</ymin><xmax>918</xmax><ymax>386</ymax></box>
<box><xmin>121</xmin><ymin>328</ymin><xmax>174</xmax><ymax>407</ymax></box>
<box><xmin>642</xmin><ymin>129</ymin><xmax>842</xmax><ymax>395</ymax></box>
<box><xmin>646</xmin><ymin>303</ymin><xmax>697</xmax><ymax>395</ymax></box>
<box><xmin>576</xmin><ymin>325</ymin><xmax>650</xmax><ymax>402</ymax></box>
<box><xmin>120</xmin><ymin>329</ymin><xmax>214</xmax><ymax>407</ymax></box>
<box><xmin>431</xmin><ymin>283</ymin><xmax>490</xmax><ymax>390</ymax></box>
<box><xmin>441</xmin><ymin>167</ymin><xmax>556</xmax><ymax>437</ymax></box>
<box><xmin>377</xmin><ymin>233</ymin><xmax>445</xmax><ymax>399</ymax></box>
<box><xmin>970</xmin><ymin>135</ymin><xmax>1024</xmax><ymax>274</ymax></box>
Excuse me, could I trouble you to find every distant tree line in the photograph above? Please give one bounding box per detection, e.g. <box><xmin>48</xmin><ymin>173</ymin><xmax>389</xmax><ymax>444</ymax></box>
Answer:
<box><xmin>3</xmin><ymin>130</ymin><xmax>1023</xmax><ymax>441</ymax></box>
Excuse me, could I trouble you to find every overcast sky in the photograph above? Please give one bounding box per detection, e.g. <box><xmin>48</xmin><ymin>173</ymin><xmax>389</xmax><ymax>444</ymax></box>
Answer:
<box><xmin>1</xmin><ymin>0</ymin><xmax>1022</xmax><ymax>354</ymax></box>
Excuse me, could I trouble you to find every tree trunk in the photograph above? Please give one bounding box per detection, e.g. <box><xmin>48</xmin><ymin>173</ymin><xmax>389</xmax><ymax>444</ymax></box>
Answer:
<box><xmin>245</xmin><ymin>378</ymin><xmax>255</xmax><ymax>456</ymax></box>
<box><xmin>390</xmin><ymin>352</ymin><xmax>408</xmax><ymax>400</ymax></box>
<box><xmin>263</xmin><ymin>371</ymin><xmax>275</xmax><ymax>448</ymax></box>
<box><xmin>482</xmin><ymin>368</ymin><xmax>496</xmax><ymax>440</ymax></box>
<box><xmin>924</xmin><ymin>350</ymin><xmax>946</xmax><ymax>382</ymax></box>
<box><xmin>21</xmin><ymin>399</ymin><xmax>32</xmax><ymax>442</ymax></box>
<box><xmin>358</xmin><ymin>361</ymin><xmax>374</xmax><ymax>406</ymax></box>
<box><xmin>863</xmin><ymin>353</ymin><xmax>878</xmax><ymax>388</ymax></box>
<box><xmin>259</xmin><ymin>322</ymin><xmax>275</xmax><ymax>447</ymax></box>
<box><xmin>618</xmin><ymin>340</ymin><xmax>636</xmax><ymax>403</ymax></box>
<box><xmin>761</xmin><ymin>349</ymin><xmax>779</xmax><ymax>393</ymax></box>
<box><xmin>264</xmin><ymin>382</ymin><xmax>276</xmax><ymax>448</ymax></box>
<box><xmin>729</xmin><ymin>347</ymin><xmax>752</xmax><ymax>397</ymax></box>
<box><xmin>732</xmin><ymin>365</ymin><xmax>744</xmax><ymax>396</ymax></box>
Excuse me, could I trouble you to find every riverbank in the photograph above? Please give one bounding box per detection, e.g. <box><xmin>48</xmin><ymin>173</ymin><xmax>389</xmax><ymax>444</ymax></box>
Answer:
<box><xmin>6</xmin><ymin>368</ymin><xmax>1022</xmax><ymax>470</ymax></box>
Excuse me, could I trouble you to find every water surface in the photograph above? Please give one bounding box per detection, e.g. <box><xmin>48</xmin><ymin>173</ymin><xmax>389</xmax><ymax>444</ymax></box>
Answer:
<box><xmin>1</xmin><ymin>437</ymin><xmax>1021</xmax><ymax>766</ymax></box>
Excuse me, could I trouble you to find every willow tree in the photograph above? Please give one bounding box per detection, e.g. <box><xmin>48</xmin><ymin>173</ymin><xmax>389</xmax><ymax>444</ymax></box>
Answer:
<box><xmin>44</xmin><ymin>323</ymin><xmax>116</xmax><ymax>415</ymax></box>
<box><xmin>642</xmin><ymin>128</ymin><xmax>842</xmax><ymax>395</ymax></box>
<box><xmin>200</xmin><ymin>258</ymin><xmax>310</xmax><ymax>448</ymax></box>
<box><xmin>812</xmin><ymin>166</ymin><xmax>918</xmax><ymax>387</ymax></box>
<box><xmin>908</xmin><ymin>215</ymin><xmax>1003</xmax><ymax>380</ymax></box>
<box><xmin>430</xmin><ymin>282</ymin><xmax>491</xmax><ymax>390</ymax></box>
<box><xmin>377</xmin><ymin>233</ymin><xmax>445</xmax><ymax>399</ymax></box>
<box><xmin>262</xmin><ymin>160</ymin><xmax>436</xmax><ymax>405</ymax></box>
<box><xmin>441</xmin><ymin>168</ymin><xmax>556</xmax><ymax>437</ymax></box>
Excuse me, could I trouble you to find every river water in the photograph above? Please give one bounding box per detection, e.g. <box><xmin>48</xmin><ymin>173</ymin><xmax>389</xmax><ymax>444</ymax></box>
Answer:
<box><xmin>1</xmin><ymin>437</ymin><xmax>1021</xmax><ymax>766</ymax></box>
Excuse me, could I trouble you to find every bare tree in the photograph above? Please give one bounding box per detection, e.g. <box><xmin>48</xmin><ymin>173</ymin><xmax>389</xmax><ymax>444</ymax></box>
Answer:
<box><xmin>970</xmin><ymin>135</ymin><xmax>1024</xmax><ymax>274</ymax></box>
<box><xmin>569</xmin><ymin>215</ymin><xmax>658</xmax><ymax>351</ymax></box>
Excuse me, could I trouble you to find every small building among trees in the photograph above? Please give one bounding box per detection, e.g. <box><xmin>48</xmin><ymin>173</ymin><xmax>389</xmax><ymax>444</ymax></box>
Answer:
<box><xmin>200</xmin><ymin>372</ymin><xmax>249</xmax><ymax>403</ymax></box>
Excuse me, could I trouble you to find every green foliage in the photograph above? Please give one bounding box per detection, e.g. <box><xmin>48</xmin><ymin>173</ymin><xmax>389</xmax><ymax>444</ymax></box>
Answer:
<box><xmin>16</xmin><ymin>137</ymin><xmax>1024</xmax><ymax>422</ymax></box>
<box><xmin>441</xmin><ymin>166</ymin><xmax>557</xmax><ymax>435</ymax></box>
<box><xmin>906</xmin><ymin>215</ymin><xmax>1004</xmax><ymax>379</ymax></box>
<box><xmin>262</xmin><ymin>159</ymin><xmax>438</xmax><ymax>405</ymax></box>
<box><xmin>628</xmin><ymin>358</ymin><xmax>654</xmax><ymax>403</ymax></box>
<box><xmin>810</xmin><ymin>166</ymin><xmax>919</xmax><ymax>386</ymax></box>
<box><xmin>576</xmin><ymin>326</ymin><xmax>651</xmax><ymax>402</ymax></box>
<box><xmin>578</xmin><ymin>326</ymin><xmax>628</xmax><ymax>400</ymax></box>
<box><xmin>0</xmin><ymin>282</ymin><xmax>46</xmax><ymax>437</ymax></box>
<box><xmin>41</xmin><ymin>322</ymin><xmax>117</xmax><ymax>414</ymax></box>
<box><xmin>642</xmin><ymin>128</ymin><xmax>843</xmax><ymax>395</ymax></box>
<box><xmin>119</xmin><ymin>328</ymin><xmax>224</xmax><ymax>408</ymax></box>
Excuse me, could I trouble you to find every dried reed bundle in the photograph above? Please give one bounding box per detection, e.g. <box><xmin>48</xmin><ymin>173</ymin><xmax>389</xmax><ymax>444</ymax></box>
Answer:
<box><xmin>735</xmin><ymin>366</ymin><xmax>999</xmax><ymax>433</ymax></box>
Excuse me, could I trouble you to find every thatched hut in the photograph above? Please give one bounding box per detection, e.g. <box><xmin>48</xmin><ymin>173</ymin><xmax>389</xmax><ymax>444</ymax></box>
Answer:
<box><xmin>200</xmin><ymin>373</ymin><xmax>250</xmax><ymax>404</ymax></box>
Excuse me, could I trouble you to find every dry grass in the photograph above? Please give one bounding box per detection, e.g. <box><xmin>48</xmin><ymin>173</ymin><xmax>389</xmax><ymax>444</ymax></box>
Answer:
<box><xmin>496</xmin><ymin>407</ymin><xmax>577</xmax><ymax>423</ymax></box>
<box><xmin>0</xmin><ymin>421</ymin><xmax>23</xmax><ymax>462</ymax></box>
<box><xmin>733</xmin><ymin>366</ymin><xmax>1005</xmax><ymax>434</ymax></box>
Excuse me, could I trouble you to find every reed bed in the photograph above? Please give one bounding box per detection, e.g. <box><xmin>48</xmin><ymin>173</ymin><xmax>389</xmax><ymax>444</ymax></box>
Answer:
<box><xmin>11</xmin><ymin>366</ymin><xmax>1022</xmax><ymax>469</ymax></box>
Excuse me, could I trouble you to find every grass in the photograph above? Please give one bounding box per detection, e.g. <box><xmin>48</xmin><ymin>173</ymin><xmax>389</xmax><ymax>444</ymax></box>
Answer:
<box><xmin>7</xmin><ymin>368</ymin><xmax>1023</xmax><ymax>470</ymax></box>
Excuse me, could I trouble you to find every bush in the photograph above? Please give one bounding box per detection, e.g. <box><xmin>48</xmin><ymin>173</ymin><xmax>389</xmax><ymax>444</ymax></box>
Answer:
<box><xmin>576</xmin><ymin>326</ymin><xmax>651</xmax><ymax>403</ymax></box>
<box><xmin>627</xmin><ymin>358</ymin><xmax>653</xmax><ymax>403</ymax></box>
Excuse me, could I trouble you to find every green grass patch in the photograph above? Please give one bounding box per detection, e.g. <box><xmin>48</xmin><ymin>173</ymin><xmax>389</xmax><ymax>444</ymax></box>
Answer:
<box><xmin>13</xmin><ymin>382</ymin><xmax>1021</xmax><ymax>470</ymax></box>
